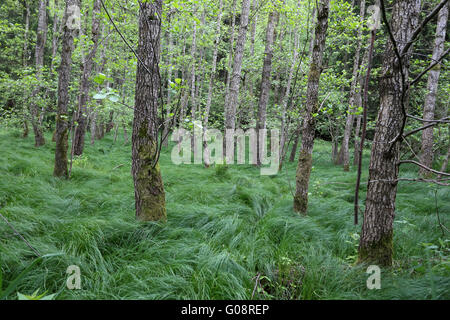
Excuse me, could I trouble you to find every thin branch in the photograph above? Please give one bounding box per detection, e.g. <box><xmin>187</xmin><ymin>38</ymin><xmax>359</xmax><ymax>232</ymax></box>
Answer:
<box><xmin>407</xmin><ymin>114</ymin><xmax>450</xmax><ymax>123</ymax></box>
<box><xmin>410</xmin><ymin>47</ymin><xmax>450</xmax><ymax>87</ymax></box>
<box><xmin>401</xmin><ymin>0</ymin><xmax>450</xmax><ymax>56</ymax></box>
<box><xmin>0</xmin><ymin>212</ymin><xmax>41</xmax><ymax>257</ymax></box>
<box><xmin>399</xmin><ymin>160</ymin><xmax>450</xmax><ymax>177</ymax></box>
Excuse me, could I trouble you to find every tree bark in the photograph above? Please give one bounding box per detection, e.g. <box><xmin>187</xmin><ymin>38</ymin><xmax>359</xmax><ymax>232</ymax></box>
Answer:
<box><xmin>419</xmin><ymin>2</ymin><xmax>448</xmax><ymax>177</ymax></box>
<box><xmin>29</xmin><ymin>0</ymin><xmax>47</xmax><ymax>147</ymax></box>
<box><xmin>279</xmin><ymin>30</ymin><xmax>299</xmax><ymax>170</ymax></box>
<box><xmin>203</xmin><ymin>0</ymin><xmax>223</xmax><ymax>168</ymax></box>
<box><xmin>338</xmin><ymin>0</ymin><xmax>365</xmax><ymax>171</ymax></box>
<box><xmin>256</xmin><ymin>10</ymin><xmax>279</xmax><ymax>165</ymax></box>
<box><xmin>358</xmin><ymin>0</ymin><xmax>421</xmax><ymax>266</ymax></box>
<box><xmin>132</xmin><ymin>0</ymin><xmax>166</xmax><ymax>221</ymax></box>
<box><xmin>54</xmin><ymin>0</ymin><xmax>80</xmax><ymax>178</ymax></box>
<box><xmin>293</xmin><ymin>0</ymin><xmax>329</xmax><ymax>214</ymax></box>
<box><xmin>224</xmin><ymin>0</ymin><xmax>251</xmax><ymax>131</ymax></box>
<box><xmin>225</xmin><ymin>0</ymin><xmax>237</xmax><ymax>100</ymax></box>
<box><xmin>73</xmin><ymin>0</ymin><xmax>102</xmax><ymax>156</ymax></box>
<box><xmin>162</xmin><ymin>28</ymin><xmax>173</xmax><ymax>147</ymax></box>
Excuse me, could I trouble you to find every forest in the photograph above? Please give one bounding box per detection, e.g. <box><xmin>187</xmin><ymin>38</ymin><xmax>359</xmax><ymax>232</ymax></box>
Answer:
<box><xmin>0</xmin><ymin>0</ymin><xmax>449</xmax><ymax>301</ymax></box>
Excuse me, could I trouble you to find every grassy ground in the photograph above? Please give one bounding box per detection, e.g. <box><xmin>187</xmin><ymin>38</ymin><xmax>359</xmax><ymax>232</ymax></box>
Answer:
<box><xmin>0</xmin><ymin>128</ymin><xmax>449</xmax><ymax>300</ymax></box>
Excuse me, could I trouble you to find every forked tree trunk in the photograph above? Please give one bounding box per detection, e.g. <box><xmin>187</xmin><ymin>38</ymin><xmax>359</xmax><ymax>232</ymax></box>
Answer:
<box><xmin>54</xmin><ymin>0</ymin><xmax>80</xmax><ymax>178</ymax></box>
<box><xmin>225</xmin><ymin>0</ymin><xmax>237</xmax><ymax>100</ymax></box>
<box><xmin>293</xmin><ymin>0</ymin><xmax>329</xmax><ymax>214</ymax></box>
<box><xmin>358</xmin><ymin>0</ymin><xmax>421</xmax><ymax>266</ymax></box>
<box><xmin>256</xmin><ymin>10</ymin><xmax>279</xmax><ymax>165</ymax></box>
<box><xmin>29</xmin><ymin>0</ymin><xmax>47</xmax><ymax>147</ymax></box>
<box><xmin>279</xmin><ymin>30</ymin><xmax>299</xmax><ymax>170</ymax></box>
<box><xmin>338</xmin><ymin>0</ymin><xmax>365</xmax><ymax>171</ymax></box>
<box><xmin>419</xmin><ymin>2</ymin><xmax>448</xmax><ymax>177</ymax></box>
<box><xmin>132</xmin><ymin>0</ymin><xmax>166</xmax><ymax>221</ymax></box>
<box><xmin>225</xmin><ymin>0</ymin><xmax>251</xmax><ymax>131</ymax></box>
<box><xmin>203</xmin><ymin>0</ymin><xmax>223</xmax><ymax>168</ymax></box>
<box><xmin>73</xmin><ymin>0</ymin><xmax>102</xmax><ymax>156</ymax></box>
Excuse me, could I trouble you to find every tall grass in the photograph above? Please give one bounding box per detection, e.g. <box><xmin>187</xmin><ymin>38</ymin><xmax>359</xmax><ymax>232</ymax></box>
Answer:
<box><xmin>0</xmin><ymin>129</ymin><xmax>448</xmax><ymax>299</ymax></box>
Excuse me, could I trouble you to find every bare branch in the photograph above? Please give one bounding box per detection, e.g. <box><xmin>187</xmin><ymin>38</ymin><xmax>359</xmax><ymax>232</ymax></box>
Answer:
<box><xmin>410</xmin><ymin>47</ymin><xmax>450</xmax><ymax>87</ymax></box>
<box><xmin>401</xmin><ymin>0</ymin><xmax>450</xmax><ymax>56</ymax></box>
<box><xmin>399</xmin><ymin>160</ymin><xmax>450</xmax><ymax>177</ymax></box>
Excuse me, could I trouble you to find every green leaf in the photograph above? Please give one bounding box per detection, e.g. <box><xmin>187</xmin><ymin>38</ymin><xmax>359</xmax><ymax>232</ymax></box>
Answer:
<box><xmin>93</xmin><ymin>73</ymin><xmax>107</xmax><ymax>85</ymax></box>
<box><xmin>0</xmin><ymin>254</ymin><xmax>62</xmax><ymax>300</ymax></box>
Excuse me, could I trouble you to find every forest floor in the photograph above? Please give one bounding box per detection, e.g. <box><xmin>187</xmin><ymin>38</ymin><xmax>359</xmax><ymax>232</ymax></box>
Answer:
<box><xmin>0</xmin><ymin>128</ymin><xmax>449</xmax><ymax>299</ymax></box>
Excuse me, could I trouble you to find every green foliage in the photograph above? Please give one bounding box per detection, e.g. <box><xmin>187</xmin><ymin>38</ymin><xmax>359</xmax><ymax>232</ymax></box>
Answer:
<box><xmin>0</xmin><ymin>131</ymin><xmax>448</xmax><ymax>300</ymax></box>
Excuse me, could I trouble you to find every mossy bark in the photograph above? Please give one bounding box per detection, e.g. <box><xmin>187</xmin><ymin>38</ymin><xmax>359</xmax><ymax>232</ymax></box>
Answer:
<box><xmin>132</xmin><ymin>0</ymin><xmax>166</xmax><ymax>222</ymax></box>
<box><xmin>293</xmin><ymin>0</ymin><xmax>329</xmax><ymax>214</ymax></box>
<box><xmin>358</xmin><ymin>232</ymin><xmax>393</xmax><ymax>267</ymax></box>
<box><xmin>53</xmin><ymin>0</ymin><xmax>78</xmax><ymax>178</ymax></box>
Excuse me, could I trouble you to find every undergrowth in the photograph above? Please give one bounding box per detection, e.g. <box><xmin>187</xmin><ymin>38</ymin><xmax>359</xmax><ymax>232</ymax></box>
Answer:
<box><xmin>0</xmin><ymin>128</ymin><xmax>448</xmax><ymax>300</ymax></box>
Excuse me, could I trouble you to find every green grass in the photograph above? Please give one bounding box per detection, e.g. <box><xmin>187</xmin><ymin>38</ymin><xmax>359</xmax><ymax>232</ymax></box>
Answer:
<box><xmin>0</xmin><ymin>128</ymin><xmax>449</xmax><ymax>300</ymax></box>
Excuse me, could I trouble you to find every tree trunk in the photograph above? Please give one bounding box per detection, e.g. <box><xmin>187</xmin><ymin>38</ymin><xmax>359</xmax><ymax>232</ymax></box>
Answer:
<box><xmin>29</xmin><ymin>0</ymin><xmax>47</xmax><ymax>147</ymax></box>
<box><xmin>358</xmin><ymin>0</ymin><xmax>421</xmax><ymax>266</ymax></box>
<box><xmin>54</xmin><ymin>0</ymin><xmax>80</xmax><ymax>178</ymax></box>
<box><xmin>289</xmin><ymin>119</ymin><xmax>301</xmax><ymax>162</ymax></box>
<box><xmin>203</xmin><ymin>0</ymin><xmax>223</xmax><ymax>168</ymax></box>
<box><xmin>21</xmin><ymin>0</ymin><xmax>30</xmax><ymax>138</ymax></box>
<box><xmin>279</xmin><ymin>30</ymin><xmax>299</xmax><ymax>170</ymax></box>
<box><xmin>224</xmin><ymin>0</ymin><xmax>251</xmax><ymax>131</ymax></box>
<box><xmin>225</xmin><ymin>0</ymin><xmax>237</xmax><ymax>100</ymax></box>
<box><xmin>353</xmin><ymin>38</ymin><xmax>371</xmax><ymax>166</ymax></box>
<box><xmin>73</xmin><ymin>0</ymin><xmax>101</xmax><ymax>156</ymax></box>
<box><xmin>293</xmin><ymin>0</ymin><xmax>329</xmax><ymax>214</ymax></box>
<box><xmin>439</xmin><ymin>144</ymin><xmax>450</xmax><ymax>176</ymax></box>
<box><xmin>338</xmin><ymin>0</ymin><xmax>365</xmax><ymax>171</ymax></box>
<box><xmin>132</xmin><ymin>0</ymin><xmax>166</xmax><ymax>221</ymax></box>
<box><xmin>162</xmin><ymin>28</ymin><xmax>173</xmax><ymax>147</ymax></box>
<box><xmin>419</xmin><ymin>2</ymin><xmax>448</xmax><ymax>177</ymax></box>
<box><xmin>256</xmin><ymin>10</ymin><xmax>279</xmax><ymax>165</ymax></box>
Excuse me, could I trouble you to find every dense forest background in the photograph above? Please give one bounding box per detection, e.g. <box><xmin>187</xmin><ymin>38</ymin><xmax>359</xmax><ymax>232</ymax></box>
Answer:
<box><xmin>0</xmin><ymin>0</ymin><xmax>449</xmax><ymax>300</ymax></box>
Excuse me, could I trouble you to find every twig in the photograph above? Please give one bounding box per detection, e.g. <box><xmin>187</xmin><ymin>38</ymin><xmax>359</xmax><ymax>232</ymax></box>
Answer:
<box><xmin>434</xmin><ymin>189</ymin><xmax>449</xmax><ymax>236</ymax></box>
<box><xmin>251</xmin><ymin>273</ymin><xmax>261</xmax><ymax>299</ymax></box>
<box><xmin>0</xmin><ymin>212</ymin><xmax>41</xmax><ymax>257</ymax></box>
<box><xmin>399</xmin><ymin>160</ymin><xmax>450</xmax><ymax>177</ymax></box>
<box><xmin>410</xmin><ymin>47</ymin><xmax>450</xmax><ymax>87</ymax></box>
<box><xmin>401</xmin><ymin>0</ymin><xmax>449</xmax><ymax>56</ymax></box>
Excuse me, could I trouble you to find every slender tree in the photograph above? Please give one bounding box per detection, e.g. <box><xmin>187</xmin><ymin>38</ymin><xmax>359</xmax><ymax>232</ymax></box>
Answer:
<box><xmin>256</xmin><ymin>9</ymin><xmax>279</xmax><ymax>165</ymax></box>
<box><xmin>73</xmin><ymin>0</ymin><xmax>102</xmax><ymax>156</ymax></box>
<box><xmin>224</xmin><ymin>0</ymin><xmax>251</xmax><ymax>131</ymax></box>
<box><xmin>419</xmin><ymin>2</ymin><xmax>448</xmax><ymax>177</ymax></box>
<box><xmin>132</xmin><ymin>0</ymin><xmax>166</xmax><ymax>221</ymax></box>
<box><xmin>54</xmin><ymin>0</ymin><xmax>81</xmax><ymax>178</ymax></box>
<box><xmin>29</xmin><ymin>0</ymin><xmax>47</xmax><ymax>147</ymax></box>
<box><xmin>338</xmin><ymin>0</ymin><xmax>365</xmax><ymax>171</ymax></box>
<box><xmin>293</xmin><ymin>0</ymin><xmax>329</xmax><ymax>214</ymax></box>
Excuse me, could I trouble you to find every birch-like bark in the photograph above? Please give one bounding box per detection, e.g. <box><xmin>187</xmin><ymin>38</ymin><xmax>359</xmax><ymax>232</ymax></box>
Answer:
<box><xmin>54</xmin><ymin>0</ymin><xmax>80</xmax><ymax>178</ymax></box>
<box><xmin>29</xmin><ymin>0</ymin><xmax>47</xmax><ymax>147</ymax></box>
<box><xmin>419</xmin><ymin>2</ymin><xmax>448</xmax><ymax>177</ymax></box>
<box><xmin>224</xmin><ymin>0</ymin><xmax>251</xmax><ymax>131</ymax></box>
<box><xmin>203</xmin><ymin>0</ymin><xmax>223</xmax><ymax>167</ymax></box>
<box><xmin>339</xmin><ymin>0</ymin><xmax>365</xmax><ymax>171</ymax></box>
<box><xmin>293</xmin><ymin>0</ymin><xmax>329</xmax><ymax>214</ymax></box>
<box><xmin>256</xmin><ymin>10</ymin><xmax>279</xmax><ymax>165</ymax></box>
